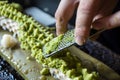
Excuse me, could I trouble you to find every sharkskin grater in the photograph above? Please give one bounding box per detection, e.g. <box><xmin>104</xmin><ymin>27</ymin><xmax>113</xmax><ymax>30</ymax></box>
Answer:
<box><xmin>43</xmin><ymin>29</ymin><xmax>105</xmax><ymax>58</ymax></box>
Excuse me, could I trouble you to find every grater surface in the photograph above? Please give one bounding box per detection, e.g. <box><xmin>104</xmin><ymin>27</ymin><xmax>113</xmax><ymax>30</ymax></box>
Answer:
<box><xmin>43</xmin><ymin>29</ymin><xmax>76</xmax><ymax>57</ymax></box>
<box><xmin>43</xmin><ymin>29</ymin><xmax>105</xmax><ymax>58</ymax></box>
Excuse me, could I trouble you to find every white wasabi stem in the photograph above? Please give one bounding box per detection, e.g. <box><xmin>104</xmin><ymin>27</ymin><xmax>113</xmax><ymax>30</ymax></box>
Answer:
<box><xmin>0</xmin><ymin>16</ymin><xmax>19</xmax><ymax>34</ymax></box>
<box><xmin>1</xmin><ymin>34</ymin><xmax>18</xmax><ymax>48</ymax></box>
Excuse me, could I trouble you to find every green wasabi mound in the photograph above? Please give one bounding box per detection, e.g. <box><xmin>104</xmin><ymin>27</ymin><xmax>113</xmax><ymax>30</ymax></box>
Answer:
<box><xmin>10</xmin><ymin>2</ymin><xmax>23</xmax><ymax>11</ymax></box>
<box><xmin>43</xmin><ymin>34</ymin><xmax>63</xmax><ymax>55</ymax></box>
<box><xmin>0</xmin><ymin>1</ymin><xmax>99</xmax><ymax>80</ymax></box>
<box><xmin>40</xmin><ymin>68</ymin><xmax>50</xmax><ymax>75</ymax></box>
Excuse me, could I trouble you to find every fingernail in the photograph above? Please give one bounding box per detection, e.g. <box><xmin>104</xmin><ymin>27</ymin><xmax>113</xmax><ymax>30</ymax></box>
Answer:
<box><xmin>93</xmin><ymin>21</ymin><xmax>104</xmax><ymax>30</ymax></box>
<box><xmin>75</xmin><ymin>36</ymin><xmax>86</xmax><ymax>45</ymax></box>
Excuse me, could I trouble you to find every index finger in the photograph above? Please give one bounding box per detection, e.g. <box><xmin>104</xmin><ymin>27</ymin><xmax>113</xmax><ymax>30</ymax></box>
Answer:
<box><xmin>75</xmin><ymin>0</ymin><xmax>101</xmax><ymax>45</ymax></box>
<box><xmin>55</xmin><ymin>0</ymin><xmax>78</xmax><ymax>35</ymax></box>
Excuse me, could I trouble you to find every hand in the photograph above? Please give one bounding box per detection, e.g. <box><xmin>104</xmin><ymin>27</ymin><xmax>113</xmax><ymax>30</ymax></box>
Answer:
<box><xmin>55</xmin><ymin>0</ymin><xmax>119</xmax><ymax>45</ymax></box>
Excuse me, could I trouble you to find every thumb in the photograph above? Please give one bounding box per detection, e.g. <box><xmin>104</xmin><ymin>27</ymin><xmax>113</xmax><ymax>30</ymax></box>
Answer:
<box><xmin>93</xmin><ymin>11</ymin><xmax>120</xmax><ymax>30</ymax></box>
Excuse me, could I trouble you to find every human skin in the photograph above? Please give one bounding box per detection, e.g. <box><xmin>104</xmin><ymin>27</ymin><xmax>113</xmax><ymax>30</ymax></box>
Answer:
<box><xmin>55</xmin><ymin>0</ymin><xmax>119</xmax><ymax>45</ymax></box>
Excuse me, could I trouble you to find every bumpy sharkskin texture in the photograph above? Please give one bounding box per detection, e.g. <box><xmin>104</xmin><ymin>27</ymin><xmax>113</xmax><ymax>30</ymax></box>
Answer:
<box><xmin>0</xmin><ymin>2</ymin><xmax>27</xmax><ymax>24</ymax></box>
<box><xmin>0</xmin><ymin>1</ymin><xmax>98</xmax><ymax>80</ymax></box>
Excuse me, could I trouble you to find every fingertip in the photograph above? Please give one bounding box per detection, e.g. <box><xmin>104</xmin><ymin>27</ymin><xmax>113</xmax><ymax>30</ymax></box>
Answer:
<box><xmin>75</xmin><ymin>28</ymin><xmax>88</xmax><ymax>45</ymax></box>
<box><xmin>75</xmin><ymin>35</ymin><xmax>86</xmax><ymax>45</ymax></box>
<box><xmin>56</xmin><ymin>29</ymin><xmax>66</xmax><ymax>36</ymax></box>
<box><xmin>56</xmin><ymin>21</ymin><xmax>68</xmax><ymax>36</ymax></box>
